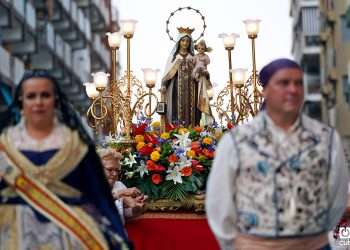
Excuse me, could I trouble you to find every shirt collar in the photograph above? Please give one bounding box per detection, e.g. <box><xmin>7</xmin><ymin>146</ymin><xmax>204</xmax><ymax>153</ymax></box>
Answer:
<box><xmin>263</xmin><ymin>111</ymin><xmax>302</xmax><ymax>135</ymax></box>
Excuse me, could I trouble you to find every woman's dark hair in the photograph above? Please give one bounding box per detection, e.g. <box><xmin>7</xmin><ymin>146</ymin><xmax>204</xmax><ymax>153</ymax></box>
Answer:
<box><xmin>1</xmin><ymin>69</ymin><xmax>93</xmax><ymax>145</ymax></box>
<box><xmin>171</xmin><ymin>35</ymin><xmax>194</xmax><ymax>62</ymax></box>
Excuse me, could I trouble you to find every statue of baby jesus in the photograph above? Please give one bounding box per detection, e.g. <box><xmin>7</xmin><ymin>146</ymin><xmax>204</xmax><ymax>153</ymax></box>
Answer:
<box><xmin>192</xmin><ymin>39</ymin><xmax>212</xmax><ymax>80</ymax></box>
<box><xmin>192</xmin><ymin>39</ymin><xmax>214</xmax><ymax>126</ymax></box>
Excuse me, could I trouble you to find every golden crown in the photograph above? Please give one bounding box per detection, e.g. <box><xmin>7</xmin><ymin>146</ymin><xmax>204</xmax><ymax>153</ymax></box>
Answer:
<box><xmin>177</xmin><ymin>27</ymin><xmax>195</xmax><ymax>35</ymax></box>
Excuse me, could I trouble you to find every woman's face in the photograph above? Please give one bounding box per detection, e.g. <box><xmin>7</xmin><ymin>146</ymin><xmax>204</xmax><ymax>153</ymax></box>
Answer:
<box><xmin>21</xmin><ymin>77</ymin><xmax>56</xmax><ymax>127</ymax></box>
<box><xmin>179</xmin><ymin>36</ymin><xmax>191</xmax><ymax>50</ymax></box>
<box><xmin>102</xmin><ymin>154</ymin><xmax>120</xmax><ymax>185</ymax></box>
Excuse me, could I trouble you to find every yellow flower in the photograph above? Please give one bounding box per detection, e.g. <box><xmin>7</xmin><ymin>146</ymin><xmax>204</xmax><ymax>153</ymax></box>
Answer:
<box><xmin>136</xmin><ymin>142</ymin><xmax>146</xmax><ymax>151</ymax></box>
<box><xmin>150</xmin><ymin>151</ymin><xmax>161</xmax><ymax>162</ymax></box>
<box><xmin>151</xmin><ymin>121</ymin><xmax>161</xmax><ymax>128</ymax></box>
<box><xmin>202</xmin><ymin>137</ymin><xmax>213</xmax><ymax>145</ymax></box>
<box><xmin>160</xmin><ymin>132</ymin><xmax>170</xmax><ymax>139</ymax></box>
<box><xmin>135</xmin><ymin>135</ymin><xmax>144</xmax><ymax>143</ymax></box>
<box><xmin>186</xmin><ymin>150</ymin><xmax>196</xmax><ymax>158</ymax></box>
<box><xmin>178</xmin><ymin>128</ymin><xmax>188</xmax><ymax>135</ymax></box>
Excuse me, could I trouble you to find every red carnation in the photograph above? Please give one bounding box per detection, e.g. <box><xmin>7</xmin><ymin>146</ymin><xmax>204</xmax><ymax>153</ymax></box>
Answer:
<box><xmin>151</xmin><ymin>174</ymin><xmax>162</xmax><ymax>184</ymax></box>
<box><xmin>139</xmin><ymin>145</ymin><xmax>154</xmax><ymax>156</ymax></box>
<box><xmin>193</xmin><ymin>164</ymin><xmax>204</xmax><ymax>172</ymax></box>
<box><xmin>146</xmin><ymin>160</ymin><xmax>157</xmax><ymax>171</ymax></box>
<box><xmin>144</xmin><ymin>134</ymin><xmax>158</xmax><ymax>145</ymax></box>
<box><xmin>155</xmin><ymin>164</ymin><xmax>166</xmax><ymax>172</ymax></box>
<box><xmin>132</xmin><ymin>123</ymin><xmax>147</xmax><ymax>135</ymax></box>
<box><xmin>166</xmin><ymin>123</ymin><xmax>176</xmax><ymax>132</ymax></box>
<box><xmin>180</xmin><ymin>167</ymin><xmax>192</xmax><ymax>177</ymax></box>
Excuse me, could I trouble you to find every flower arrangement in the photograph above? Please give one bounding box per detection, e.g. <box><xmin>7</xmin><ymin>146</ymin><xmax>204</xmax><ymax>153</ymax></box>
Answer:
<box><xmin>117</xmin><ymin>120</ymin><xmax>224</xmax><ymax>201</ymax></box>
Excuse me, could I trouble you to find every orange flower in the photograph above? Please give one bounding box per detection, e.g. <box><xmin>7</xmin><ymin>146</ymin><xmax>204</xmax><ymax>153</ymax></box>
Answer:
<box><xmin>180</xmin><ymin>167</ymin><xmax>192</xmax><ymax>177</ymax></box>
<box><xmin>186</xmin><ymin>150</ymin><xmax>196</xmax><ymax>158</ymax></box>
<box><xmin>136</xmin><ymin>142</ymin><xmax>146</xmax><ymax>151</ymax></box>
<box><xmin>202</xmin><ymin>137</ymin><xmax>213</xmax><ymax>145</ymax></box>
<box><xmin>168</xmin><ymin>154</ymin><xmax>178</xmax><ymax>163</ymax></box>
<box><xmin>202</xmin><ymin>148</ymin><xmax>214</xmax><ymax>159</ymax></box>
<box><xmin>193</xmin><ymin>126</ymin><xmax>202</xmax><ymax>133</ymax></box>
<box><xmin>191</xmin><ymin>141</ymin><xmax>201</xmax><ymax>151</ymax></box>
<box><xmin>135</xmin><ymin>135</ymin><xmax>144</xmax><ymax>143</ymax></box>
<box><xmin>151</xmin><ymin>174</ymin><xmax>162</xmax><ymax>184</ymax></box>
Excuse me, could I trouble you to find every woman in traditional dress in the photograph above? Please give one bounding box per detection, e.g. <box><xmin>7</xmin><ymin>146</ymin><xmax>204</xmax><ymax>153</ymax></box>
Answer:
<box><xmin>0</xmin><ymin>70</ymin><xmax>131</xmax><ymax>250</ymax></box>
<box><xmin>161</xmin><ymin>29</ymin><xmax>201</xmax><ymax>126</ymax></box>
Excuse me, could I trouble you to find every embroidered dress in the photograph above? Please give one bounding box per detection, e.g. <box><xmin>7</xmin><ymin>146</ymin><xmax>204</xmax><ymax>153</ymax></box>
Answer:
<box><xmin>206</xmin><ymin>111</ymin><xmax>349</xmax><ymax>250</ymax></box>
<box><xmin>0</xmin><ymin>120</ymin><xmax>129</xmax><ymax>250</ymax></box>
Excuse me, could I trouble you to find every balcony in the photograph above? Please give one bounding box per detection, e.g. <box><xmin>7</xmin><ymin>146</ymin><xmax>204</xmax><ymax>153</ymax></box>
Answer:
<box><xmin>89</xmin><ymin>0</ymin><xmax>109</xmax><ymax>33</ymax></box>
<box><xmin>0</xmin><ymin>45</ymin><xmax>25</xmax><ymax>86</ymax></box>
<box><xmin>91</xmin><ymin>35</ymin><xmax>110</xmax><ymax>69</ymax></box>
<box><xmin>38</xmin><ymin>0</ymin><xmax>89</xmax><ymax>50</ymax></box>
<box><xmin>0</xmin><ymin>1</ymin><xmax>10</xmax><ymax>28</ymax></box>
<box><xmin>12</xmin><ymin>56</ymin><xmax>25</xmax><ymax>85</ymax></box>
<box><xmin>0</xmin><ymin>46</ymin><xmax>11</xmax><ymax>80</ymax></box>
<box><xmin>0</xmin><ymin>0</ymin><xmax>37</xmax><ymax>56</ymax></box>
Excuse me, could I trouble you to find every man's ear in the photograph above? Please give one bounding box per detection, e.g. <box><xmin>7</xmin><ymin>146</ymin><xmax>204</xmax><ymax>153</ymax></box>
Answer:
<box><xmin>261</xmin><ymin>88</ymin><xmax>267</xmax><ymax>99</ymax></box>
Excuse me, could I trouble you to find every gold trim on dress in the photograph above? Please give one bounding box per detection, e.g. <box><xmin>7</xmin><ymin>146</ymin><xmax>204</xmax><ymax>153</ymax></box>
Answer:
<box><xmin>0</xmin><ymin>129</ymin><xmax>113</xmax><ymax>250</ymax></box>
<box><xmin>1</xmin><ymin>127</ymin><xmax>84</xmax><ymax>199</ymax></box>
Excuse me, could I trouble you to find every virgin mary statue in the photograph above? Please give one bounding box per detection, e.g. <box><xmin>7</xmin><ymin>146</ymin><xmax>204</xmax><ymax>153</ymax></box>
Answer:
<box><xmin>161</xmin><ymin>27</ymin><xmax>201</xmax><ymax>127</ymax></box>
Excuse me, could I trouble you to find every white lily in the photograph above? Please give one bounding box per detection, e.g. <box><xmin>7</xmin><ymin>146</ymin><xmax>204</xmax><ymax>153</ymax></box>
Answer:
<box><xmin>123</xmin><ymin>153</ymin><xmax>137</xmax><ymax>168</ymax></box>
<box><xmin>166</xmin><ymin>166</ymin><xmax>183</xmax><ymax>184</ymax></box>
<box><xmin>136</xmin><ymin>160</ymin><xmax>148</xmax><ymax>178</ymax></box>
<box><xmin>126</xmin><ymin>171</ymin><xmax>135</xmax><ymax>178</ymax></box>
<box><xmin>174</xmin><ymin>132</ymin><xmax>191</xmax><ymax>150</ymax></box>
<box><xmin>176</xmin><ymin>156</ymin><xmax>192</xmax><ymax>171</ymax></box>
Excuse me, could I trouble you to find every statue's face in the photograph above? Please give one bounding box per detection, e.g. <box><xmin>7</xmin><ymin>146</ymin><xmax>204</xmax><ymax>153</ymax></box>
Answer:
<box><xmin>197</xmin><ymin>44</ymin><xmax>206</xmax><ymax>54</ymax></box>
<box><xmin>179</xmin><ymin>36</ymin><xmax>190</xmax><ymax>50</ymax></box>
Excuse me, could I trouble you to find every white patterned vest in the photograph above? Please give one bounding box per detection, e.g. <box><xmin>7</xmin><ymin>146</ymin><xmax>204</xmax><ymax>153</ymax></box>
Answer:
<box><xmin>231</xmin><ymin>113</ymin><xmax>334</xmax><ymax>237</ymax></box>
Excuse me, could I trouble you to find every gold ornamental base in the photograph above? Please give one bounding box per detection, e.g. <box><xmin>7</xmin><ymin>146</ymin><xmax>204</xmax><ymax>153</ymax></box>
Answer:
<box><xmin>145</xmin><ymin>194</ymin><xmax>205</xmax><ymax>213</ymax></box>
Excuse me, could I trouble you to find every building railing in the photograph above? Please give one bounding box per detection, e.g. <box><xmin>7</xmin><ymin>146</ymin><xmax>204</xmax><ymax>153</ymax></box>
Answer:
<box><xmin>12</xmin><ymin>56</ymin><xmax>24</xmax><ymax>85</ymax></box>
<box><xmin>25</xmin><ymin>1</ymin><xmax>36</xmax><ymax>31</ymax></box>
<box><xmin>12</xmin><ymin>0</ymin><xmax>25</xmax><ymax>20</ymax></box>
<box><xmin>0</xmin><ymin>46</ymin><xmax>11</xmax><ymax>80</ymax></box>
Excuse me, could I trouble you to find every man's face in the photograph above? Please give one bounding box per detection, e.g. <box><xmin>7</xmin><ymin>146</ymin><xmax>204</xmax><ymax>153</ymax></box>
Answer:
<box><xmin>263</xmin><ymin>68</ymin><xmax>304</xmax><ymax>116</ymax></box>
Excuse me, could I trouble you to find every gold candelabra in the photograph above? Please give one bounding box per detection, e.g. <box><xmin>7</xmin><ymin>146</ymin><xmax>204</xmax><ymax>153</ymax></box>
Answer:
<box><xmin>84</xmin><ymin>20</ymin><xmax>160</xmax><ymax>145</ymax></box>
<box><xmin>211</xmin><ymin>19</ymin><xmax>263</xmax><ymax>126</ymax></box>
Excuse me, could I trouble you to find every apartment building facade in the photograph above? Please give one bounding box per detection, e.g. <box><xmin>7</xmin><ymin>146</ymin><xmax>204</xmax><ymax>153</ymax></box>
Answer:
<box><xmin>0</xmin><ymin>0</ymin><xmax>117</xmax><ymax>113</ymax></box>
